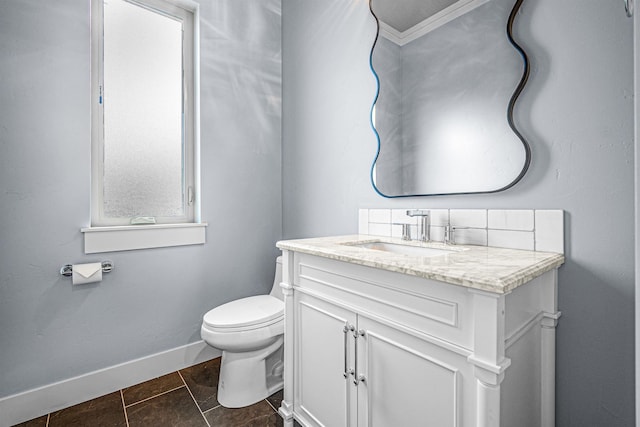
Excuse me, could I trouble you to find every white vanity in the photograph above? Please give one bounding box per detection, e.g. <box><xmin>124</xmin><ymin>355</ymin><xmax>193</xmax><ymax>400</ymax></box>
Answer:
<box><xmin>276</xmin><ymin>235</ymin><xmax>564</xmax><ymax>427</ymax></box>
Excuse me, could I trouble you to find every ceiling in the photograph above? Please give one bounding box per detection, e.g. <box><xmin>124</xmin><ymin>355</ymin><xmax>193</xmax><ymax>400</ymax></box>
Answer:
<box><xmin>371</xmin><ymin>0</ymin><xmax>460</xmax><ymax>33</ymax></box>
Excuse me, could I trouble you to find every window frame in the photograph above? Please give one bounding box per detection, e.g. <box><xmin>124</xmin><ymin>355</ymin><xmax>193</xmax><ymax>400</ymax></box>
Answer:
<box><xmin>90</xmin><ymin>0</ymin><xmax>198</xmax><ymax>227</ymax></box>
<box><xmin>85</xmin><ymin>0</ymin><xmax>204</xmax><ymax>253</ymax></box>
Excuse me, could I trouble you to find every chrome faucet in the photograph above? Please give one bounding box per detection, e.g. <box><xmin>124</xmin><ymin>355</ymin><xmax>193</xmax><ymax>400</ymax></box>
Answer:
<box><xmin>393</xmin><ymin>223</ymin><xmax>412</xmax><ymax>241</ymax></box>
<box><xmin>406</xmin><ymin>209</ymin><xmax>430</xmax><ymax>242</ymax></box>
<box><xmin>444</xmin><ymin>222</ymin><xmax>467</xmax><ymax>245</ymax></box>
<box><xmin>444</xmin><ymin>223</ymin><xmax>454</xmax><ymax>245</ymax></box>
<box><xmin>400</xmin><ymin>223</ymin><xmax>411</xmax><ymax>241</ymax></box>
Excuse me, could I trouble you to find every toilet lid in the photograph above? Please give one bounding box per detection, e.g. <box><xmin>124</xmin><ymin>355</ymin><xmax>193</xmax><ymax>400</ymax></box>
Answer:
<box><xmin>203</xmin><ymin>295</ymin><xmax>283</xmax><ymax>329</ymax></box>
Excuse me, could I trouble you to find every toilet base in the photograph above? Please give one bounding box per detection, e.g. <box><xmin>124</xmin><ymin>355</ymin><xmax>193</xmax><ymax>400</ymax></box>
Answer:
<box><xmin>217</xmin><ymin>336</ymin><xmax>284</xmax><ymax>408</ymax></box>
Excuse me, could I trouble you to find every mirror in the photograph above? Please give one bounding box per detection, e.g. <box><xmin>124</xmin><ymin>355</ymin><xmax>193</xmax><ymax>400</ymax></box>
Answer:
<box><xmin>369</xmin><ymin>0</ymin><xmax>530</xmax><ymax>197</ymax></box>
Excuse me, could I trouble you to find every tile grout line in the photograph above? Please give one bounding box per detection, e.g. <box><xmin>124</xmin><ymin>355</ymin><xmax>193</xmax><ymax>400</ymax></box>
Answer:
<box><xmin>202</xmin><ymin>403</ymin><xmax>222</xmax><ymax>415</ymax></box>
<box><xmin>264</xmin><ymin>397</ymin><xmax>278</xmax><ymax>414</ymax></box>
<box><xmin>120</xmin><ymin>390</ymin><xmax>130</xmax><ymax>427</ymax></box>
<box><xmin>265</xmin><ymin>398</ymin><xmax>275</xmax><ymax>412</ymax></box>
<box><xmin>123</xmin><ymin>385</ymin><xmax>187</xmax><ymax>408</ymax></box>
<box><xmin>177</xmin><ymin>370</ymin><xmax>212</xmax><ymax>427</ymax></box>
<box><xmin>45</xmin><ymin>413</ymin><xmax>50</xmax><ymax>427</ymax></box>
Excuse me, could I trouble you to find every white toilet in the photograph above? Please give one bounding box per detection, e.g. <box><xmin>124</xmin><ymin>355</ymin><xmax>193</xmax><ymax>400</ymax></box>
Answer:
<box><xmin>200</xmin><ymin>256</ymin><xmax>284</xmax><ymax>408</ymax></box>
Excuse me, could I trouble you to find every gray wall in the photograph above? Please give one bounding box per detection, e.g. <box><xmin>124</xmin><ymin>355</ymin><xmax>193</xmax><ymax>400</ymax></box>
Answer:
<box><xmin>283</xmin><ymin>0</ymin><xmax>634</xmax><ymax>425</ymax></box>
<box><xmin>0</xmin><ymin>0</ymin><xmax>282</xmax><ymax>398</ymax></box>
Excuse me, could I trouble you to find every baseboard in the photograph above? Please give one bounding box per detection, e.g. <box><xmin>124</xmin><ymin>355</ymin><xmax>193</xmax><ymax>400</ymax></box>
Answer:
<box><xmin>0</xmin><ymin>340</ymin><xmax>221</xmax><ymax>427</ymax></box>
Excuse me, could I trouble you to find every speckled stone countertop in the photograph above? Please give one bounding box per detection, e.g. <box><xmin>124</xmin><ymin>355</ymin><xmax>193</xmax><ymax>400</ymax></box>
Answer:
<box><xmin>276</xmin><ymin>235</ymin><xmax>565</xmax><ymax>294</ymax></box>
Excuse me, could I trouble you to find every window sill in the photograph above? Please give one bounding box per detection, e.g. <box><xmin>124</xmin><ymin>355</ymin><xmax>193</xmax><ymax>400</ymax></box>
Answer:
<box><xmin>81</xmin><ymin>223</ymin><xmax>207</xmax><ymax>253</ymax></box>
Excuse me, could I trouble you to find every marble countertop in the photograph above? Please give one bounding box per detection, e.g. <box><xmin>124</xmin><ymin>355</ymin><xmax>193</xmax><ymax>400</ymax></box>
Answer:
<box><xmin>276</xmin><ymin>235</ymin><xmax>565</xmax><ymax>294</ymax></box>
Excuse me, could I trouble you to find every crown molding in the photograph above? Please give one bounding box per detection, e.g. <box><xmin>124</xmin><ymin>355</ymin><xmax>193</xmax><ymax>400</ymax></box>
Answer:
<box><xmin>379</xmin><ymin>0</ymin><xmax>491</xmax><ymax>46</ymax></box>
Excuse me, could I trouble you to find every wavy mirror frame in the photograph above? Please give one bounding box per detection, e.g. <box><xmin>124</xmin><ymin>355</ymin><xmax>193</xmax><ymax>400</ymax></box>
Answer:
<box><xmin>369</xmin><ymin>0</ymin><xmax>531</xmax><ymax>197</ymax></box>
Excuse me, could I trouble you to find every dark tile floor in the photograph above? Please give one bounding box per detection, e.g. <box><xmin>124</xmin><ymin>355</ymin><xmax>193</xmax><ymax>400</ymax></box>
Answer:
<box><xmin>13</xmin><ymin>357</ymin><xmax>284</xmax><ymax>427</ymax></box>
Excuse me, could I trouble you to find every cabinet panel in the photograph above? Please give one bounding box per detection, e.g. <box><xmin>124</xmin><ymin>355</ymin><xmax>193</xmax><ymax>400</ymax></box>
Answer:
<box><xmin>501</xmin><ymin>323</ymin><xmax>541</xmax><ymax>427</ymax></box>
<box><xmin>295</xmin><ymin>293</ymin><xmax>357</xmax><ymax>427</ymax></box>
<box><xmin>295</xmin><ymin>254</ymin><xmax>474</xmax><ymax>349</ymax></box>
<box><xmin>357</xmin><ymin>316</ymin><xmax>473</xmax><ymax>427</ymax></box>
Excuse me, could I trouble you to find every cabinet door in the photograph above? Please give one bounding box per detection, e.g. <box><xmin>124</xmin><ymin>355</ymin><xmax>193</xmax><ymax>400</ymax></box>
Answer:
<box><xmin>357</xmin><ymin>316</ymin><xmax>470</xmax><ymax>427</ymax></box>
<box><xmin>294</xmin><ymin>292</ymin><xmax>358</xmax><ymax>427</ymax></box>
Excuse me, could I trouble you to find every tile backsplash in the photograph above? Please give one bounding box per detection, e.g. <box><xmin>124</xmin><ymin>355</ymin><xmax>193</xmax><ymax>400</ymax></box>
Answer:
<box><xmin>359</xmin><ymin>208</ymin><xmax>564</xmax><ymax>254</ymax></box>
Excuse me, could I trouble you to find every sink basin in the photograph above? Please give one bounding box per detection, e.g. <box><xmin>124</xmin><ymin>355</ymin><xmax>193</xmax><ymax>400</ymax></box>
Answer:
<box><xmin>351</xmin><ymin>241</ymin><xmax>455</xmax><ymax>257</ymax></box>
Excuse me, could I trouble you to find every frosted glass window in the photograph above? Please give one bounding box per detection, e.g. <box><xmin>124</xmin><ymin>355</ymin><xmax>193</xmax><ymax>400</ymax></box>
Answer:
<box><xmin>103</xmin><ymin>0</ymin><xmax>183</xmax><ymax>217</ymax></box>
<box><xmin>91</xmin><ymin>0</ymin><xmax>196</xmax><ymax>226</ymax></box>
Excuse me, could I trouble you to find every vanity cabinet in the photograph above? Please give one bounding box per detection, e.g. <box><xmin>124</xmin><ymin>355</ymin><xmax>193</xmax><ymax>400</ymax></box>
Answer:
<box><xmin>278</xmin><ymin>250</ymin><xmax>561</xmax><ymax>427</ymax></box>
<box><xmin>294</xmin><ymin>292</ymin><xmax>469</xmax><ymax>426</ymax></box>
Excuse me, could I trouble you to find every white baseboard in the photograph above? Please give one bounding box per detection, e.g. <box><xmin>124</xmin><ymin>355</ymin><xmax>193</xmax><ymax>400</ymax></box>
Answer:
<box><xmin>0</xmin><ymin>340</ymin><xmax>221</xmax><ymax>427</ymax></box>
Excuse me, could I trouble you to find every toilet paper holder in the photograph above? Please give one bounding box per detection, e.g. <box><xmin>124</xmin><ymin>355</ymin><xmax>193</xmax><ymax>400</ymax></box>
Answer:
<box><xmin>60</xmin><ymin>261</ymin><xmax>114</xmax><ymax>277</ymax></box>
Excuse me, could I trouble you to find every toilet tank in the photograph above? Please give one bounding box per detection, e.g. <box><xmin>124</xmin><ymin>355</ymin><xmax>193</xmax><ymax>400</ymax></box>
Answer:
<box><xmin>269</xmin><ymin>256</ymin><xmax>284</xmax><ymax>301</ymax></box>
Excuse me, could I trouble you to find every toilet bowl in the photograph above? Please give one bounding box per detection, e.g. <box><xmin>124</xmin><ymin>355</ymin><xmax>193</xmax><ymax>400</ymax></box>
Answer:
<box><xmin>200</xmin><ymin>256</ymin><xmax>284</xmax><ymax>408</ymax></box>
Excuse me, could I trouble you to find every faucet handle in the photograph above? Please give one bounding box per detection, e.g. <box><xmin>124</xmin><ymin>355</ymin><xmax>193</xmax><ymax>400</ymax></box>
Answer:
<box><xmin>444</xmin><ymin>224</ymin><xmax>454</xmax><ymax>245</ymax></box>
<box><xmin>444</xmin><ymin>224</ymin><xmax>468</xmax><ymax>245</ymax></box>
<box><xmin>392</xmin><ymin>223</ymin><xmax>412</xmax><ymax>241</ymax></box>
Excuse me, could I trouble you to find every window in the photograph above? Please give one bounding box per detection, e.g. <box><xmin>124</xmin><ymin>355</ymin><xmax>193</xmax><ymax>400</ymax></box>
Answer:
<box><xmin>85</xmin><ymin>0</ymin><xmax>205</xmax><ymax>253</ymax></box>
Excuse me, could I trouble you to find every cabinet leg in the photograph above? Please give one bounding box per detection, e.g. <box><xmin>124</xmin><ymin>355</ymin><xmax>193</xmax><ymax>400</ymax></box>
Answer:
<box><xmin>541</xmin><ymin>315</ymin><xmax>559</xmax><ymax>426</ymax></box>
<box><xmin>279</xmin><ymin>399</ymin><xmax>294</xmax><ymax>427</ymax></box>
<box><xmin>476</xmin><ymin>379</ymin><xmax>501</xmax><ymax>427</ymax></box>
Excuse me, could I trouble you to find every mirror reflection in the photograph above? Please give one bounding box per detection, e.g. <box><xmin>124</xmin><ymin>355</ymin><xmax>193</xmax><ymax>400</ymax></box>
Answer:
<box><xmin>370</xmin><ymin>0</ymin><xmax>530</xmax><ymax>196</ymax></box>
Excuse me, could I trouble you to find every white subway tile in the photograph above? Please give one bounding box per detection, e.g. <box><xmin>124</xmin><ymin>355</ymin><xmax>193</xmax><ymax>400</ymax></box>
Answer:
<box><xmin>369</xmin><ymin>223</ymin><xmax>392</xmax><ymax>237</ymax></box>
<box><xmin>392</xmin><ymin>224</ymin><xmax>417</xmax><ymax>240</ymax></box>
<box><xmin>488</xmin><ymin>209</ymin><xmax>534</xmax><ymax>231</ymax></box>
<box><xmin>429</xmin><ymin>209</ymin><xmax>450</xmax><ymax>226</ymax></box>
<box><xmin>430</xmin><ymin>225</ymin><xmax>445</xmax><ymax>243</ymax></box>
<box><xmin>369</xmin><ymin>209</ymin><xmax>391</xmax><ymax>224</ymax></box>
<box><xmin>392</xmin><ymin>209</ymin><xmax>417</xmax><ymax>225</ymax></box>
<box><xmin>356</xmin><ymin>208</ymin><xmax>562</xmax><ymax>253</ymax></box>
<box><xmin>450</xmin><ymin>209</ymin><xmax>487</xmax><ymax>229</ymax></box>
<box><xmin>488</xmin><ymin>230</ymin><xmax>535</xmax><ymax>251</ymax></box>
<box><xmin>358</xmin><ymin>209</ymin><xmax>369</xmax><ymax>235</ymax></box>
<box><xmin>535</xmin><ymin>210</ymin><xmax>564</xmax><ymax>253</ymax></box>
<box><xmin>453</xmin><ymin>228</ymin><xmax>487</xmax><ymax>246</ymax></box>
<box><xmin>391</xmin><ymin>223</ymin><xmax>402</xmax><ymax>239</ymax></box>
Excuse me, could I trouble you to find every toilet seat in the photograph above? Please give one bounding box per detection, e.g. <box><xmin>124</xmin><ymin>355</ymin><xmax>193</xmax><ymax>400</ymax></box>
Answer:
<box><xmin>203</xmin><ymin>295</ymin><xmax>283</xmax><ymax>332</ymax></box>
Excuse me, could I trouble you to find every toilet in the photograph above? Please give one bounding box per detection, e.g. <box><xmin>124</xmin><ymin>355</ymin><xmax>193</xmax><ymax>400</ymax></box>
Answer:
<box><xmin>200</xmin><ymin>256</ymin><xmax>284</xmax><ymax>408</ymax></box>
